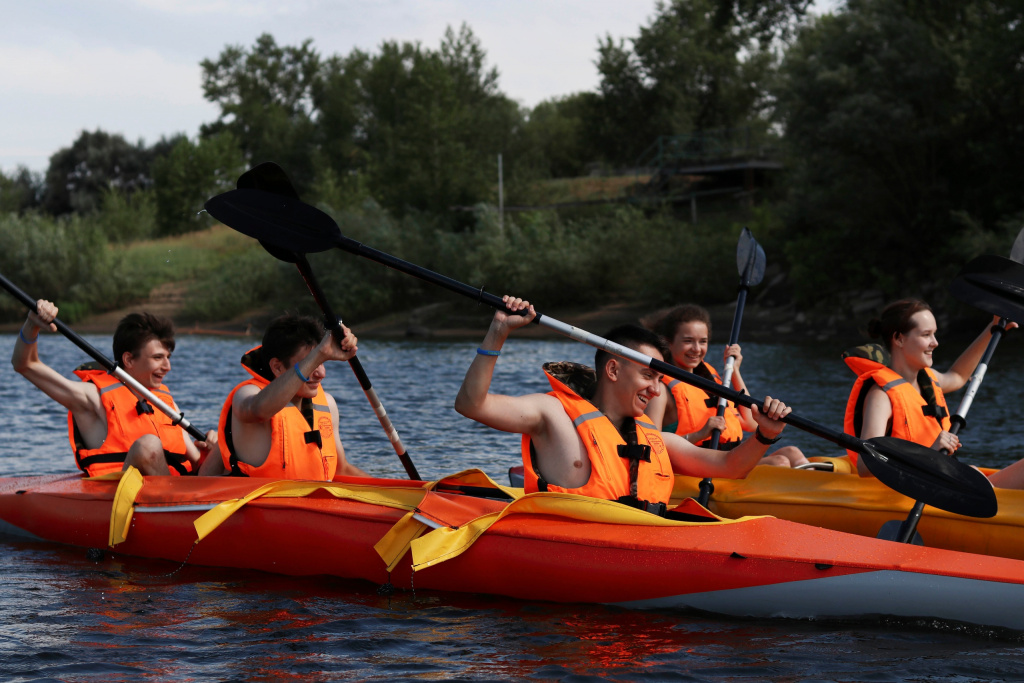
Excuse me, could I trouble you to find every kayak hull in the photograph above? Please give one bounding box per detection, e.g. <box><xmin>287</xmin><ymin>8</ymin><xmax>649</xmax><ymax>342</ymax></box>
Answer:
<box><xmin>2</xmin><ymin>472</ymin><xmax>1024</xmax><ymax>631</ymax></box>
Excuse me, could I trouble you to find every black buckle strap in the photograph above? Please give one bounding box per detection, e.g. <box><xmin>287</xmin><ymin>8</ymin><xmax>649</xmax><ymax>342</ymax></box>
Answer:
<box><xmin>135</xmin><ymin>399</ymin><xmax>154</xmax><ymax>416</ymax></box>
<box><xmin>617</xmin><ymin>443</ymin><xmax>651</xmax><ymax>462</ymax></box>
<box><xmin>615</xmin><ymin>495</ymin><xmax>668</xmax><ymax>517</ymax></box>
<box><xmin>304</xmin><ymin>430</ymin><xmax>323</xmax><ymax>448</ymax></box>
<box><xmin>922</xmin><ymin>404</ymin><xmax>948</xmax><ymax>420</ymax></box>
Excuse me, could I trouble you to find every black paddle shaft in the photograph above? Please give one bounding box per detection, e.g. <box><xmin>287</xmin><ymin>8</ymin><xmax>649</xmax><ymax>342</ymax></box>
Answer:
<box><xmin>333</xmin><ymin>237</ymin><xmax>874</xmax><ymax>448</ymax></box>
<box><xmin>0</xmin><ymin>272</ymin><xmax>207</xmax><ymax>442</ymax></box>
<box><xmin>292</xmin><ymin>255</ymin><xmax>421</xmax><ymax>481</ymax></box>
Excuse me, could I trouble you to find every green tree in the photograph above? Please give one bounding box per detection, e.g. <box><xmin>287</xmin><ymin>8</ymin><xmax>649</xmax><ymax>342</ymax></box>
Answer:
<box><xmin>775</xmin><ymin>0</ymin><xmax>1024</xmax><ymax>303</ymax></box>
<box><xmin>521</xmin><ymin>93</ymin><xmax>601</xmax><ymax>179</ymax></box>
<box><xmin>356</xmin><ymin>24</ymin><xmax>523</xmax><ymax>218</ymax></box>
<box><xmin>587</xmin><ymin>0</ymin><xmax>810</xmax><ymax>166</ymax></box>
<box><xmin>0</xmin><ymin>166</ymin><xmax>43</xmax><ymax>214</ymax></box>
<box><xmin>42</xmin><ymin>129</ymin><xmax>156</xmax><ymax>215</ymax></box>
<box><xmin>201</xmin><ymin>33</ymin><xmax>321</xmax><ymax>194</ymax></box>
<box><xmin>151</xmin><ymin>133</ymin><xmax>246</xmax><ymax>236</ymax></box>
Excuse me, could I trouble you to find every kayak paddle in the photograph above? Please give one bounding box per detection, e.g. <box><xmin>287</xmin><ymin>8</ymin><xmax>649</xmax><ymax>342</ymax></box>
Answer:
<box><xmin>0</xmin><ymin>273</ymin><xmax>208</xmax><ymax>442</ymax></box>
<box><xmin>204</xmin><ymin>175</ymin><xmax>998</xmax><ymax>520</ymax></box>
<box><xmin>232</xmin><ymin>162</ymin><xmax>420</xmax><ymax>481</ymax></box>
<box><xmin>697</xmin><ymin>227</ymin><xmax>766</xmax><ymax>506</ymax></box>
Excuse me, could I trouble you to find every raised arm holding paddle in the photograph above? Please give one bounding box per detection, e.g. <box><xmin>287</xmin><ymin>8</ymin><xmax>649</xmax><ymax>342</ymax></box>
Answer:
<box><xmin>5</xmin><ymin>282</ymin><xmax>216</xmax><ymax>477</ymax></box>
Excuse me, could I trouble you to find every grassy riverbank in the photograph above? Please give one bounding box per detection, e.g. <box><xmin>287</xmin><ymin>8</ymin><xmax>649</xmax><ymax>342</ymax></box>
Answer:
<box><xmin>2</xmin><ymin>195</ymin><xmax>784</xmax><ymax>331</ymax></box>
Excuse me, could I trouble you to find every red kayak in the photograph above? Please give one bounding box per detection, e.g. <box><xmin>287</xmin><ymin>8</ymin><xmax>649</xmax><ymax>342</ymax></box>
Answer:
<box><xmin>2</xmin><ymin>468</ymin><xmax>1024</xmax><ymax>631</ymax></box>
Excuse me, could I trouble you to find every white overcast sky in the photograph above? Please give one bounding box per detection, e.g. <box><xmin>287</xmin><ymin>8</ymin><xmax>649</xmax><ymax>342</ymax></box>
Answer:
<box><xmin>0</xmin><ymin>0</ymin><xmax>841</xmax><ymax>175</ymax></box>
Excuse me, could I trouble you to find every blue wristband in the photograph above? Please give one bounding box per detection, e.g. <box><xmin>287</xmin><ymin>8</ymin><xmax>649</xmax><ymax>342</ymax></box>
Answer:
<box><xmin>19</xmin><ymin>329</ymin><xmax>38</xmax><ymax>345</ymax></box>
<box><xmin>294</xmin><ymin>363</ymin><xmax>311</xmax><ymax>382</ymax></box>
<box><xmin>476</xmin><ymin>348</ymin><xmax>500</xmax><ymax>357</ymax></box>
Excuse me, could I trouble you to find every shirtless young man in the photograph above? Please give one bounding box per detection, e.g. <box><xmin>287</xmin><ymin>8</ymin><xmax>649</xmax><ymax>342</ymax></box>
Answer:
<box><xmin>202</xmin><ymin>314</ymin><xmax>367</xmax><ymax>480</ymax></box>
<box><xmin>455</xmin><ymin>297</ymin><xmax>792</xmax><ymax>511</ymax></box>
<box><xmin>11</xmin><ymin>300</ymin><xmax>215</xmax><ymax>476</ymax></box>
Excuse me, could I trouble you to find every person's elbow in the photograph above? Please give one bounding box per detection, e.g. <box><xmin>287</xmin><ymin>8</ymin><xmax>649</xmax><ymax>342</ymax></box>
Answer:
<box><xmin>453</xmin><ymin>390</ymin><xmax>476</xmax><ymax>418</ymax></box>
<box><xmin>11</xmin><ymin>353</ymin><xmax>29</xmax><ymax>375</ymax></box>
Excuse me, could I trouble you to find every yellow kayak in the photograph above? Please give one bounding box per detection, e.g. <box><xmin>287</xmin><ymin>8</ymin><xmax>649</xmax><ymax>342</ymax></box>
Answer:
<box><xmin>672</xmin><ymin>464</ymin><xmax>1024</xmax><ymax>561</ymax></box>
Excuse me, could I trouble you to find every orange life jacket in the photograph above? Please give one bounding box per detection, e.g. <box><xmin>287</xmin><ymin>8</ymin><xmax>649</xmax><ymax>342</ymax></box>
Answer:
<box><xmin>661</xmin><ymin>361</ymin><xmax>745</xmax><ymax>447</ymax></box>
<box><xmin>843</xmin><ymin>356</ymin><xmax>950</xmax><ymax>467</ymax></box>
<box><xmin>67</xmin><ymin>365</ymin><xmax>192</xmax><ymax>477</ymax></box>
<box><xmin>218</xmin><ymin>346</ymin><xmax>338</xmax><ymax>480</ymax></box>
<box><xmin>521</xmin><ymin>368</ymin><xmax>675</xmax><ymax>506</ymax></box>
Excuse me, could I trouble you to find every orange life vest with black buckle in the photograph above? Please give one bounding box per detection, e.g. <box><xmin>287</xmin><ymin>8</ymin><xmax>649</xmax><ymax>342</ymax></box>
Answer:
<box><xmin>67</xmin><ymin>365</ymin><xmax>192</xmax><ymax>477</ymax></box>
<box><xmin>218</xmin><ymin>346</ymin><xmax>338</xmax><ymax>480</ymax></box>
<box><xmin>661</xmin><ymin>361</ymin><xmax>745</xmax><ymax>447</ymax></box>
<box><xmin>521</xmin><ymin>367</ymin><xmax>675</xmax><ymax>508</ymax></box>
<box><xmin>843</xmin><ymin>356</ymin><xmax>949</xmax><ymax>467</ymax></box>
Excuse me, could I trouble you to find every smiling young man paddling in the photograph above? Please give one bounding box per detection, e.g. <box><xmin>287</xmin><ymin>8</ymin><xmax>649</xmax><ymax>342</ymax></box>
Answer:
<box><xmin>455</xmin><ymin>297</ymin><xmax>793</xmax><ymax>513</ymax></box>
<box><xmin>11</xmin><ymin>300</ymin><xmax>215</xmax><ymax>476</ymax></box>
<box><xmin>200</xmin><ymin>314</ymin><xmax>367</xmax><ymax>480</ymax></box>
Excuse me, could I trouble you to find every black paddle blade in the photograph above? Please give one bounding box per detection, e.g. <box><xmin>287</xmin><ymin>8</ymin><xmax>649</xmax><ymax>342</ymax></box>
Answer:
<box><xmin>205</xmin><ymin>188</ymin><xmax>339</xmax><ymax>254</ymax></box>
<box><xmin>238</xmin><ymin>163</ymin><xmax>305</xmax><ymax>263</ymax></box>
<box><xmin>236</xmin><ymin>163</ymin><xmax>306</xmax><ymax>263</ymax></box>
<box><xmin>736</xmin><ymin>227</ymin><xmax>766</xmax><ymax>287</ymax></box>
<box><xmin>238</xmin><ymin>161</ymin><xmax>300</xmax><ymax>199</ymax></box>
<box><xmin>949</xmin><ymin>254</ymin><xmax>1024</xmax><ymax>323</ymax></box>
<box><xmin>861</xmin><ymin>437</ymin><xmax>998</xmax><ymax>518</ymax></box>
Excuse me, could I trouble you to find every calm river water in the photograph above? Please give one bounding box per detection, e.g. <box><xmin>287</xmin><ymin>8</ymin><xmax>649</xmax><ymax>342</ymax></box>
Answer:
<box><xmin>1</xmin><ymin>332</ymin><xmax>1023</xmax><ymax>681</ymax></box>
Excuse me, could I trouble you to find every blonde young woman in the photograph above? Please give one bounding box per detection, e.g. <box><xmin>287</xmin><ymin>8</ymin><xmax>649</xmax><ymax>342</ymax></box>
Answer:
<box><xmin>645</xmin><ymin>304</ymin><xmax>808</xmax><ymax>468</ymax></box>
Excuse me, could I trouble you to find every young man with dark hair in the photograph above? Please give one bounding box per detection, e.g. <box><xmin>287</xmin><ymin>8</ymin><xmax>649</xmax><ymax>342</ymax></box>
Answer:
<box><xmin>11</xmin><ymin>300</ymin><xmax>215</xmax><ymax>477</ymax></box>
<box><xmin>202</xmin><ymin>314</ymin><xmax>367</xmax><ymax>480</ymax></box>
<box><xmin>455</xmin><ymin>297</ymin><xmax>792</xmax><ymax>513</ymax></box>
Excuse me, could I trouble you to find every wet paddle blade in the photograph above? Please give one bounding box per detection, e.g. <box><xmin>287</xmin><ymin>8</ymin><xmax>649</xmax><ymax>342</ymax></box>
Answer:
<box><xmin>736</xmin><ymin>227</ymin><xmax>766</xmax><ymax>287</ymax></box>
<box><xmin>949</xmin><ymin>254</ymin><xmax>1024</xmax><ymax>322</ymax></box>
<box><xmin>205</xmin><ymin>188</ymin><xmax>338</xmax><ymax>254</ymax></box>
<box><xmin>861</xmin><ymin>437</ymin><xmax>997</xmax><ymax>518</ymax></box>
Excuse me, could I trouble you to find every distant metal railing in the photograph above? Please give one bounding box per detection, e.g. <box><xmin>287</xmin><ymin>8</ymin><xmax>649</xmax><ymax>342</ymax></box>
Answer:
<box><xmin>634</xmin><ymin>127</ymin><xmax>775</xmax><ymax>170</ymax></box>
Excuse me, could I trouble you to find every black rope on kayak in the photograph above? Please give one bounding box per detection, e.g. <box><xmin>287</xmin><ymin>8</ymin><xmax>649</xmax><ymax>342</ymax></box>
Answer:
<box><xmin>378</xmin><ymin>573</ymin><xmax>395</xmax><ymax>598</ymax></box>
<box><xmin>155</xmin><ymin>541</ymin><xmax>199</xmax><ymax>578</ymax></box>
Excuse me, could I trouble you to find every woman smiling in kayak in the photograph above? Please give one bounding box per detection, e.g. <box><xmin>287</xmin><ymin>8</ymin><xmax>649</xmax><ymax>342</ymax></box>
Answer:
<box><xmin>846</xmin><ymin>299</ymin><xmax>1024</xmax><ymax>488</ymax></box>
<box><xmin>644</xmin><ymin>304</ymin><xmax>809</xmax><ymax>468</ymax></box>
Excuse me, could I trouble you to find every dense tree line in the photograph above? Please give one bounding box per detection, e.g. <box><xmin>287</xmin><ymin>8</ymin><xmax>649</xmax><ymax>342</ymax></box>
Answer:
<box><xmin>3</xmin><ymin>0</ymin><xmax>1024</xmax><ymax>311</ymax></box>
